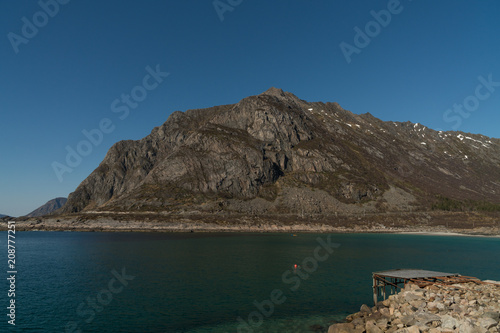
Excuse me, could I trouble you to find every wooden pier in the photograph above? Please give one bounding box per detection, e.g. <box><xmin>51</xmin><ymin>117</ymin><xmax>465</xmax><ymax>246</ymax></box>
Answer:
<box><xmin>372</xmin><ymin>269</ymin><xmax>470</xmax><ymax>305</ymax></box>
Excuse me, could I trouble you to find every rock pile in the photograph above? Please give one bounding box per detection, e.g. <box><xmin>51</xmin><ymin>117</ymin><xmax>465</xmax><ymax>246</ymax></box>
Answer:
<box><xmin>328</xmin><ymin>281</ymin><xmax>500</xmax><ymax>333</ymax></box>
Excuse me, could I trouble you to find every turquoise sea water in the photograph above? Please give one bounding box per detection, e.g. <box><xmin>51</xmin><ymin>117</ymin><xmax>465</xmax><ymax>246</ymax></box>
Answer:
<box><xmin>1</xmin><ymin>232</ymin><xmax>499</xmax><ymax>332</ymax></box>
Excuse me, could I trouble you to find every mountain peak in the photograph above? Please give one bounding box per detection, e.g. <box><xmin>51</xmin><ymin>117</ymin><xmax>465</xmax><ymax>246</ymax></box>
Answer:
<box><xmin>59</xmin><ymin>89</ymin><xmax>500</xmax><ymax>216</ymax></box>
<box><xmin>261</xmin><ymin>87</ymin><xmax>286</xmax><ymax>97</ymax></box>
<box><xmin>27</xmin><ymin>197</ymin><xmax>67</xmax><ymax>217</ymax></box>
<box><xmin>258</xmin><ymin>87</ymin><xmax>302</xmax><ymax>105</ymax></box>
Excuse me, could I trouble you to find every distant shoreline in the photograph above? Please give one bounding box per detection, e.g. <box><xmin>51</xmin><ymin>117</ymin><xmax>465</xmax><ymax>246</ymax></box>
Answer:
<box><xmin>396</xmin><ymin>230</ymin><xmax>500</xmax><ymax>238</ymax></box>
<box><xmin>7</xmin><ymin>228</ymin><xmax>500</xmax><ymax>238</ymax></box>
<box><xmin>2</xmin><ymin>211</ymin><xmax>500</xmax><ymax>236</ymax></box>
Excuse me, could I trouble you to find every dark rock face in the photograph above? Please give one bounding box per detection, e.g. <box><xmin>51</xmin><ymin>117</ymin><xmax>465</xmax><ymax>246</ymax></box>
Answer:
<box><xmin>27</xmin><ymin>197</ymin><xmax>67</xmax><ymax>217</ymax></box>
<box><xmin>59</xmin><ymin>88</ymin><xmax>500</xmax><ymax>215</ymax></box>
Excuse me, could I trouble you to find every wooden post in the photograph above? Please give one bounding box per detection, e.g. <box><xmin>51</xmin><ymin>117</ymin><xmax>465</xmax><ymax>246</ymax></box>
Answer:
<box><xmin>373</xmin><ymin>276</ymin><xmax>378</xmax><ymax>305</ymax></box>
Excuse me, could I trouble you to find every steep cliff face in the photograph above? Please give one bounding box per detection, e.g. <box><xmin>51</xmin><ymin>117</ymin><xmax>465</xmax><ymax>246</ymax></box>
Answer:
<box><xmin>59</xmin><ymin>88</ymin><xmax>500</xmax><ymax>215</ymax></box>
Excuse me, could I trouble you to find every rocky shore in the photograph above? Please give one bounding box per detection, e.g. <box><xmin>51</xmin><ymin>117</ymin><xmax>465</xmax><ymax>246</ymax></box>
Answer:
<box><xmin>2</xmin><ymin>211</ymin><xmax>500</xmax><ymax>236</ymax></box>
<box><xmin>5</xmin><ymin>218</ymin><xmax>500</xmax><ymax>236</ymax></box>
<box><xmin>328</xmin><ymin>281</ymin><xmax>500</xmax><ymax>333</ymax></box>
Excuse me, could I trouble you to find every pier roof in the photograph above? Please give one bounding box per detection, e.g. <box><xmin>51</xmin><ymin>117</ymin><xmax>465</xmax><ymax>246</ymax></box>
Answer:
<box><xmin>373</xmin><ymin>269</ymin><xmax>459</xmax><ymax>279</ymax></box>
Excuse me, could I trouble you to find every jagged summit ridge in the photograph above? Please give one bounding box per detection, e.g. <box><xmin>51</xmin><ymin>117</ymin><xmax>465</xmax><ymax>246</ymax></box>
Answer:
<box><xmin>259</xmin><ymin>87</ymin><xmax>301</xmax><ymax>102</ymax></box>
<box><xmin>261</xmin><ymin>87</ymin><xmax>286</xmax><ymax>97</ymax></box>
<box><xmin>59</xmin><ymin>89</ymin><xmax>500</xmax><ymax>215</ymax></box>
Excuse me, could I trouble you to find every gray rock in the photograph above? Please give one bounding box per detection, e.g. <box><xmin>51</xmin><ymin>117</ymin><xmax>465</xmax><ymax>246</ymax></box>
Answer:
<box><xmin>406</xmin><ymin>326</ymin><xmax>420</xmax><ymax>333</ymax></box>
<box><xmin>379</xmin><ymin>307</ymin><xmax>391</xmax><ymax>317</ymax></box>
<box><xmin>375</xmin><ymin>318</ymin><xmax>388</xmax><ymax>329</ymax></box>
<box><xmin>450</xmin><ymin>303</ymin><xmax>463</xmax><ymax>313</ymax></box>
<box><xmin>436</xmin><ymin>302</ymin><xmax>446</xmax><ymax>311</ymax></box>
<box><xmin>415</xmin><ymin>313</ymin><xmax>441</xmax><ymax>325</ymax></box>
<box><xmin>426</xmin><ymin>301</ymin><xmax>438</xmax><ymax>313</ymax></box>
<box><xmin>478</xmin><ymin>317</ymin><xmax>498</xmax><ymax>329</ymax></box>
<box><xmin>410</xmin><ymin>300</ymin><xmax>425</xmax><ymax>309</ymax></box>
<box><xmin>404</xmin><ymin>293</ymin><xmax>422</xmax><ymax>303</ymax></box>
<box><xmin>360</xmin><ymin>304</ymin><xmax>371</xmax><ymax>313</ymax></box>
<box><xmin>441</xmin><ymin>314</ymin><xmax>459</xmax><ymax>330</ymax></box>
<box><xmin>351</xmin><ymin>317</ymin><xmax>364</xmax><ymax>326</ymax></box>
<box><xmin>365</xmin><ymin>320</ymin><xmax>383</xmax><ymax>333</ymax></box>
<box><xmin>328</xmin><ymin>322</ymin><xmax>356</xmax><ymax>333</ymax></box>
<box><xmin>400</xmin><ymin>315</ymin><xmax>417</xmax><ymax>326</ymax></box>
<box><xmin>484</xmin><ymin>311</ymin><xmax>500</xmax><ymax>321</ymax></box>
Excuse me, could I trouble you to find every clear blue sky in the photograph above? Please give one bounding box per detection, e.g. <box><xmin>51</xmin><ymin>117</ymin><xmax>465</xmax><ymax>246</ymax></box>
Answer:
<box><xmin>1</xmin><ymin>0</ymin><xmax>499</xmax><ymax>216</ymax></box>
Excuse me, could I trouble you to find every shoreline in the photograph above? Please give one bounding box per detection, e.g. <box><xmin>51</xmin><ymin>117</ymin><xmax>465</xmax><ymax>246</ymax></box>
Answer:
<box><xmin>4</xmin><ymin>228</ymin><xmax>500</xmax><ymax>238</ymax></box>
<box><xmin>2</xmin><ymin>210</ymin><xmax>499</xmax><ymax>236</ymax></box>
<box><xmin>2</xmin><ymin>215</ymin><xmax>500</xmax><ymax>237</ymax></box>
<box><xmin>396</xmin><ymin>231</ymin><xmax>500</xmax><ymax>238</ymax></box>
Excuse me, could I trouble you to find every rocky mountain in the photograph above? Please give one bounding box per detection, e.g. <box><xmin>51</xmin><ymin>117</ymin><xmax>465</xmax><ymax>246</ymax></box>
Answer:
<box><xmin>59</xmin><ymin>88</ymin><xmax>500</xmax><ymax>216</ymax></box>
<box><xmin>28</xmin><ymin>197</ymin><xmax>67</xmax><ymax>217</ymax></box>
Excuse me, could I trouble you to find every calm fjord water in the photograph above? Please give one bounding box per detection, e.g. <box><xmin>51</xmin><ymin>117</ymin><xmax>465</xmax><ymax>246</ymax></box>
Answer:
<box><xmin>2</xmin><ymin>232</ymin><xmax>499</xmax><ymax>332</ymax></box>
